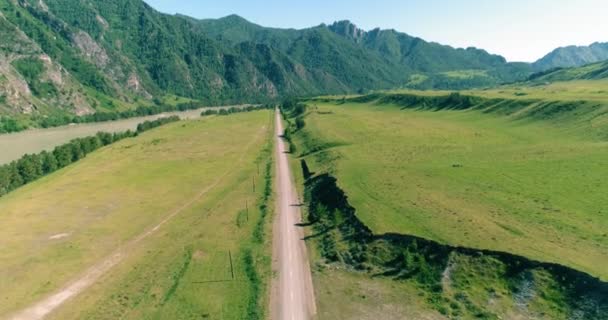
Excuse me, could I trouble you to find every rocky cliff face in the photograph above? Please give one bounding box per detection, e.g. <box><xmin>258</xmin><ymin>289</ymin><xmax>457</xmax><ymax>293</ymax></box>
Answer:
<box><xmin>328</xmin><ymin>20</ymin><xmax>366</xmax><ymax>42</ymax></box>
<box><xmin>0</xmin><ymin>8</ymin><xmax>93</xmax><ymax>115</ymax></box>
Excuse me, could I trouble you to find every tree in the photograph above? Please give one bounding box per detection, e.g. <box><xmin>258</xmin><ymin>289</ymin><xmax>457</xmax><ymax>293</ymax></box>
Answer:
<box><xmin>282</xmin><ymin>98</ymin><xmax>297</xmax><ymax>110</ymax></box>
<box><xmin>1</xmin><ymin>117</ymin><xmax>19</xmax><ymax>132</ymax></box>
<box><xmin>294</xmin><ymin>103</ymin><xmax>306</xmax><ymax>116</ymax></box>
<box><xmin>17</xmin><ymin>154</ymin><xmax>42</xmax><ymax>183</ymax></box>
<box><xmin>69</xmin><ymin>140</ymin><xmax>85</xmax><ymax>162</ymax></box>
<box><xmin>202</xmin><ymin>109</ymin><xmax>218</xmax><ymax>116</ymax></box>
<box><xmin>295</xmin><ymin>117</ymin><xmax>305</xmax><ymax>130</ymax></box>
<box><xmin>8</xmin><ymin>163</ymin><xmax>23</xmax><ymax>190</ymax></box>
<box><xmin>31</xmin><ymin>153</ymin><xmax>44</xmax><ymax>178</ymax></box>
<box><xmin>0</xmin><ymin>166</ymin><xmax>10</xmax><ymax>195</ymax></box>
<box><xmin>80</xmin><ymin>136</ymin><xmax>100</xmax><ymax>153</ymax></box>
<box><xmin>137</xmin><ymin>121</ymin><xmax>151</xmax><ymax>132</ymax></box>
<box><xmin>53</xmin><ymin>145</ymin><xmax>73</xmax><ymax>167</ymax></box>
<box><xmin>41</xmin><ymin>151</ymin><xmax>58</xmax><ymax>174</ymax></box>
<box><xmin>96</xmin><ymin>132</ymin><xmax>114</xmax><ymax>145</ymax></box>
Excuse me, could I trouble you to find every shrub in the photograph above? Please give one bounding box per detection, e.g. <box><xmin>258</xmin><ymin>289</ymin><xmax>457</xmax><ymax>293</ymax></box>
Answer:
<box><xmin>136</xmin><ymin>116</ymin><xmax>180</xmax><ymax>133</ymax></box>
<box><xmin>201</xmin><ymin>109</ymin><xmax>218</xmax><ymax>116</ymax></box>
<box><xmin>0</xmin><ymin>117</ymin><xmax>24</xmax><ymax>133</ymax></box>
<box><xmin>295</xmin><ymin>117</ymin><xmax>305</xmax><ymax>130</ymax></box>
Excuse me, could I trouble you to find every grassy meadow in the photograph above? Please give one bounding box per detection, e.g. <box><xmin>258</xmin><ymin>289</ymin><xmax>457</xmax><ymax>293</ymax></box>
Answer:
<box><xmin>464</xmin><ymin>79</ymin><xmax>608</xmax><ymax>102</ymax></box>
<box><xmin>0</xmin><ymin>106</ymin><xmax>238</xmax><ymax>165</ymax></box>
<box><xmin>382</xmin><ymin>79</ymin><xmax>608</xmax><ymax>102</ymax></box>
<box><xmin>312</xmin><ymin>267</ymin><xmax>445</xmax><ymax>320</ymax></box>
<box><xmin>0</xmin><ymin>110</ymin><xmax>275</xmax><ymax>319</ymax></box>
<box><xmin>293</xmin><ymin>96</ymin><xmax>608</xmax><ymax>281</ymax></box>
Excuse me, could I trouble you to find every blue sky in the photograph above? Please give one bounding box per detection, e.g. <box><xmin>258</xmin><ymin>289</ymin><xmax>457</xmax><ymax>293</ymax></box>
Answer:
<box><xmin>145</xmin><ymin>0</ymin><xmax>608</xmax><ymax>62</ymax></box>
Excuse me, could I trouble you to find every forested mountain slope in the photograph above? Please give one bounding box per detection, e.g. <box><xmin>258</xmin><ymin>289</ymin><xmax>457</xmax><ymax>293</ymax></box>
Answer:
<box><xmin>1</xmin><ymin>0</ymin><xmax>536</xmax><ymax>120</ymax></box>
<box><xmin>198</xmin><ymin>18</ymin><xmax>533</xmax><ymax>90</ymax></box>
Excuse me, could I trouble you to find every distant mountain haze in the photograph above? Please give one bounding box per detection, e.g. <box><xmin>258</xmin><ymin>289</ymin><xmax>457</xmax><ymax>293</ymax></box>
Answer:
<box><xmin>534</xmin><ymin>42</ymin><xmax>608</xmax><ymax>70</ymax></box>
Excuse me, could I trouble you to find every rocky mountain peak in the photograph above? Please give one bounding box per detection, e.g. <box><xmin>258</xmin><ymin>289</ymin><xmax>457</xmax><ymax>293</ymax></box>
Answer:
<box><xmin>328</xmin><ymin>20</ymin><xmax>366</xmax><ymax>41</ymax></box>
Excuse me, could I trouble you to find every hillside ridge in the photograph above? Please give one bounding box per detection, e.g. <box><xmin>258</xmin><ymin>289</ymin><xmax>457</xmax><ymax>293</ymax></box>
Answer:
<box><xmin>0</xmin><ymin>0</ymin><xmax>537</xmax><ymax>122</ymax></box>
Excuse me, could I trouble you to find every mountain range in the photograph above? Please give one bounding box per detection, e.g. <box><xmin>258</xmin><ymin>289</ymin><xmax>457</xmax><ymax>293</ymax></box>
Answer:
<box><xmin>529</xmin><ymin>60</ymin><xmax>608</xmax><ymax>83</ymax></box>
<box><xmin>533</xmin><ymin>42</ymin><xmax>608</xmax><ymax>70</ymax></box>
<box><xmin>0</xmin><ymin>0</ymin><xmax>606</xmax><ymax>119</ymax></box>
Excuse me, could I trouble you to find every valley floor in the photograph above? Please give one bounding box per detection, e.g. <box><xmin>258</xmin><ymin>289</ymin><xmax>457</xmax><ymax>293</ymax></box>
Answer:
<box><xmin>295</xmin><ymin>100</ymin><xmax>608</xmax><ymax>280</ymax></box>
<box><xmin>0</xmin><ymin>111</ymin><xmax>275</xmax><ymax>319</ymax></box>
<box><xmin>3</xmin><ymin>90</ymin><xmax>608</xmax><ymax>320</ymax></box>
<box><xmin>285</xmin><ymin>94</ymin><xmax>608</xmax><ymax>319</ymax></box>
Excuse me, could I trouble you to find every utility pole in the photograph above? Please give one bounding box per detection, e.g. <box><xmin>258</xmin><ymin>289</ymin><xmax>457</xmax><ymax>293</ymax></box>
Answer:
<box><xmin>228</xmin><ymin>250</ymin><xmax>235</xmax><ymax>280</ymax></box>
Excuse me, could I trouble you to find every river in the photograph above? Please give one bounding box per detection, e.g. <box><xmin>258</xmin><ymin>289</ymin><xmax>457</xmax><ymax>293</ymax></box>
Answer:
<box><xmin>0</xmin><ymin>107</ymin><xmax>235</xmax><ymax>165</ymax></box>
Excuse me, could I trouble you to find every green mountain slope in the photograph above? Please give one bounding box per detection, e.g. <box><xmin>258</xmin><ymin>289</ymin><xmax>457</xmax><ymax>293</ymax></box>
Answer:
<box><xmin>528</xmin><ymin>60</ymin><xmax>608</xmax><ymax>83</ymax></box>
<box><xmin>199</xmin><ymin>17</ymin><xmax>534</xmax><ymax>90</ymax></box>
<box><xmin>0</xmin><ymin>0</ymin><xmax>537</xmax><ymax>120</ymax></box>
<box><xmin>533</xmin><ymin>42</ymin><xmax>608</xmax><ymax>70</ymax></box>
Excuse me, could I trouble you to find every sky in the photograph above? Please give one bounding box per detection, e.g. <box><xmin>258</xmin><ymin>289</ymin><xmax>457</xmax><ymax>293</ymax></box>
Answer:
<box><xmin>145</xmin><ymin>0</ymin><xmax>608</xmax><ymax>62</ymax></box>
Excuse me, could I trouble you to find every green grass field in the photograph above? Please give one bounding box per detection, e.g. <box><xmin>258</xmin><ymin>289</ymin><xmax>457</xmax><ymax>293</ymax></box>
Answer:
<box><xmin>0</xmin><ymin>110</ymin><xmax>275</xmax><ymax>319</ymax></box>
<box><xmin>466</xmin><ymin>79</ymin><xmax>608</xmax><ymax>102</ymax></box>
<box><xmin>312</xmin><ymin>267</ymin><xmax>445</xmax><ymax>320</ymax></box>
<box><xmin>294</xmin><ymin>98</ymin><xmax>608</xmax><ymax>281</ymax></box>
<box><xmin>382</xmin><ymin>79</ymin><xmax>608</xmax><ymax>102</ymax></box>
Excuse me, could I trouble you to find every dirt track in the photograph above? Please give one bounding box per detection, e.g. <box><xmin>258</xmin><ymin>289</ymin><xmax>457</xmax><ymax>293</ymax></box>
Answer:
<box><xmin>8</xmin><ymin>119</ymin><xmax>268</xmax><ymax>320</ymax></box>
<box><xmin>7</xmin><ymin>110</ymin><xmax>316</xmax><ymax>320</ymax></box>
<box><xmin>271</xmin><ymin>110</ymin><xmax>317</xmax><ymax>320</ymax></box>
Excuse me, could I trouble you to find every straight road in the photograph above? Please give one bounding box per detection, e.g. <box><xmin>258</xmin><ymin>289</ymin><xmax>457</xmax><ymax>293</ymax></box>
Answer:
<box><xmin>272</xmin><ymin>110</ymin><xmax>316</xmax><ymax>320</ymax></box>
